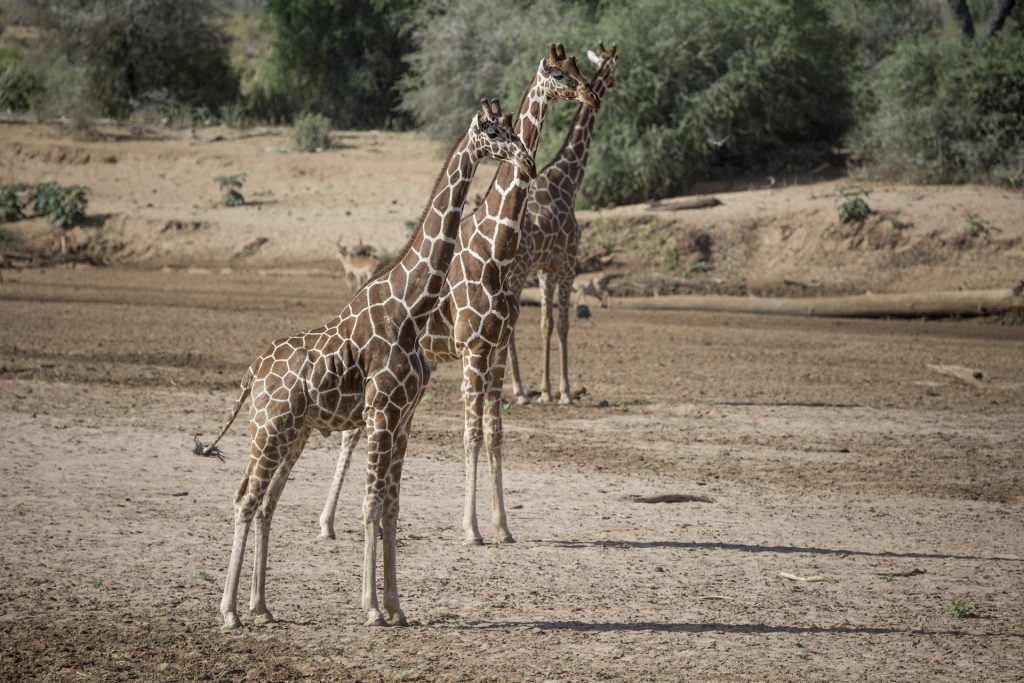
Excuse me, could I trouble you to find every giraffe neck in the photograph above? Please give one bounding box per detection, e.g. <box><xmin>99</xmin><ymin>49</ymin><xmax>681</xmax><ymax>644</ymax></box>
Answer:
<box><xmin>546</xmin><ymin>65</ymin><xmax>611</xmax><ymax>196</ymax></box>
<box><xmin>468</xmin><ymin>69</ymin><xmax>550</xmax><ymax>266</ymax></box>
<box><xmin>384</xmin><ymin>133</ymin><xmax>478</xmax><ymax>325</ymax></box>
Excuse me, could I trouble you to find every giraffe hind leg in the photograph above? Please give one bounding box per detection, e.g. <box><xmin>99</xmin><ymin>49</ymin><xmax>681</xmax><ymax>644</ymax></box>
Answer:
<box><xmin>248</xmin><ymin>434</ymin><xmax>306</xmax><ymax>624</ymax></box>
<box><xmin>537</xmin><ymin>272</ymin><xmax>555</xmax><ymax>403</ymax></box>
<box><xmin>221</xmin><ymin>467</ymin><xmax>263</xmax><ymax>629</ymax></box>
<box><xmin>319</xmin><ymin>428</ymin><xmax>363</xmax><ymax>539</ymax></box>
<box><xmin>556</xmin><ymin>270</ymin><xmax>575</xmax><ymax>405</ymax></box>
<box><xmin>484</xmin><ymin>346</ymin><xmax>514</xmax><ymax>543</ymax></box>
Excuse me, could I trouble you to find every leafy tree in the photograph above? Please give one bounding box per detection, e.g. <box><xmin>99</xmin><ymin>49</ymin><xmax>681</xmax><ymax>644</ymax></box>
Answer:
<box><xmin>24</xmin><ymin>0</ymin><xmax>238</xmax><ymax>117</ymax></box>
<box><xmin>851</xmin><ymin>31</ymin><xmax>1024</xmax><ymax>184</ymax></box>
<box><xmin>262</xmin><ymin>0</ymin><xmax>416</xmax><ymax>128</ymax></box>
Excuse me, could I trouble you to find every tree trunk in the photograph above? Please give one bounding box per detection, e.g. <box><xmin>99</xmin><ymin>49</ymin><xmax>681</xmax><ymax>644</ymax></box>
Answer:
<box><xmin>984</xmin><ymin>0</ymin><xmax>1018</xmax><ymax>36</ymax></box>
<box><xmin>946</xmin><ymin>0</ymin><xmax>976</xmax><ymax>41</ymax></box>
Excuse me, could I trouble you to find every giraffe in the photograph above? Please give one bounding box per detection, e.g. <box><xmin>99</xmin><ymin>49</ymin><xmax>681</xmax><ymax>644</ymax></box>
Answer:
<box><xmin>200</xmin><ymin>99</ymin><xmax>536</xmax><ymax>629</ymax></box>
<box><xmin>507</xmin><ymin>43</ymin><xmax>620</xmax><ymax>405</ymax></box>
<box><xmin>320</xmin><ymin>44</ymin><xmax>599</xmax><ymax>546</ymax></box>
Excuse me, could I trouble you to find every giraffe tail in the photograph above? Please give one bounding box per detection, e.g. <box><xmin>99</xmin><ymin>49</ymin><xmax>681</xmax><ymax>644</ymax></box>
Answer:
<box><xmin>193</xmin><ymin>365</ymin><xmax>255</xmax><ymax>460</ymax></box>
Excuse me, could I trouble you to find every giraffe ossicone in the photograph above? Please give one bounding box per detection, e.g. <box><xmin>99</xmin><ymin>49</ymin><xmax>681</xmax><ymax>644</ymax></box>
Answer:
<box><xmin>507</xmin><ymin>42</ymin><xmax>620</xmax><ymax>406</ymax></box>
<box><xmin>321</xmin><ymin>43</ymin><xmax>599</xmax><ymax>547</ymax></box>
<box><xmin>200</xmin><ymin>98</ymin><xmax>533</xmax><ymax>630</ymax></box>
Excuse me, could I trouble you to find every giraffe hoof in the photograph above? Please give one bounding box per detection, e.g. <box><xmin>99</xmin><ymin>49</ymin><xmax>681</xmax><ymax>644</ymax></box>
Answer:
<box><xmin>462</xmin><ymin>537</ymin><xmax>484</xmax><ymax>546</ymax></box>
<box><xmin>251</xmin><ymin>610</ymin><xmax>276</xmax><ymax>625</ymax></box>
<box><xmin>221</xmin><ymin>613</ymin><xmax>242</xmax><ymax>630</ymax></box>
<box><xmin>515</xmin><ymin>395</ymin><xmax>530</xmax><ymax>406</ymax></box>
<box><xmin>498</xmin><ymin>534</ymin><xmax>516</xmax><ymax>544</ymax></box>
<box><xmin>318</xmin><ymin>530</ymin><xmax>336</xmax><ymax>540</ymax></box>
<box><xmin>537</xmin><ymin>394</ymin><xmax>553</xmax><ymax>404</ymax></box>
<box><xmin>364</xmin><ymin>612</ymin><xmax>388</xmax><ymax>627</ymax></box>
<box><xmin>559</xmin><ymin>396</ymin><xmax>573</xmax><ymax>406</ymax></box>
<box><xmin>388</xmin><ymin>611</ymin><xmax>409</xmax><ymax>627</ymax></box>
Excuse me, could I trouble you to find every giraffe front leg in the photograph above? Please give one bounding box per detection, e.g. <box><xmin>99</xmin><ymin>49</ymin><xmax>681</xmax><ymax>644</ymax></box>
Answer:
<box><xmin>556</xmin><ymin>271</ymin><xmax>574</xmax><ymax>405</ymax></box>
<box><xmin>507</xmin><ymin>331</ymin><xmax>530</xmax><ymax>405</ymax></box>
<box><xmin>361</xmin><ymin>407</ymin><xmax>392</xmax><ymax>626</ymax></box>
<box><xmin>381</xmin><ymin>422</ymin><xmax>409</xmax><ymax>625</ymax></box>
<box><xmin>537</xmin><ymin>272</ymin><xmax>555</xmax><ymax>403</ymax></box>
<box><xmin>462</xmin><ymin>359</ymin><xmax>486</xmax><ymax>545</ymax></box>
<box><xmin>319</xmin><ymin>428</ymin><xmax>362</xmax><ymax>539</ymax></box>
<box><xmin>361</xmin><ymin>498</ymin><xmax>386</xmax><ymax>626</ymax></box>
<box><xmin>483</xmin><ymin>351</ymin><xmax>514</xmax><ymax>543</ymax></box>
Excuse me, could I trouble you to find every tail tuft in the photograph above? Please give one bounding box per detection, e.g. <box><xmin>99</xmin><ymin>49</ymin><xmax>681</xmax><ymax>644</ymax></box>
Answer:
<box><xmin>193</xmin><ymin>433</ymin><xmax>225</xmax><ymax>462</ymax></box>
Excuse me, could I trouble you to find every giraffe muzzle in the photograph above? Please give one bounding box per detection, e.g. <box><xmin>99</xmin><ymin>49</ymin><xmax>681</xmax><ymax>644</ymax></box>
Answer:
<box><xmin>516</xmin><ymin>155</ymin><xmax>538</xmax><ymax>181</ymax></box>
<box><xmin>580</xmin><ymin>87</ymin><xmax>601</xmax><ymax>111</ymax></box>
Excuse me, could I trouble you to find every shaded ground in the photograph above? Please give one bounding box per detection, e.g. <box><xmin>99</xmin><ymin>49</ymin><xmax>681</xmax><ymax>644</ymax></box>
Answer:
<box><xmin>2</xmin><ymin>267</ymin><xmax>1022</xmax><ymax>681</ymax></box>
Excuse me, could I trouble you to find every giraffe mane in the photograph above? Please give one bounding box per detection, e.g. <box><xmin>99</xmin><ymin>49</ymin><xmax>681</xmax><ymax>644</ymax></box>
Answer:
<box><xmin>360</xmin><ymin>131</ymin><xmax>471</xmax><ymax>289</ymax></box>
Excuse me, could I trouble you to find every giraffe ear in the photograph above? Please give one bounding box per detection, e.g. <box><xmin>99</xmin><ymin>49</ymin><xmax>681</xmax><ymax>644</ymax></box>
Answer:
<box><xmin>587</xmin><ymin>50</ymin><xmax>601</xmax><ymax>66</ymax></box>
<box><xmin>547</xmin><ymin>43</ymin><xmax>558</xmax><ymax>64</ymax></box>
<box><xmin>501</xmin><ymin>113</ymin><xmax>513</xmax><ymax>130</ymax></box>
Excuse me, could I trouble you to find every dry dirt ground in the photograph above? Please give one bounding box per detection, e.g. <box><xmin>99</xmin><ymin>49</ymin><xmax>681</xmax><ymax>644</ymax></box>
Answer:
<box><xmin>1</xmin><ymin>267</ymin><xmax>1023</xmax><ymax>682</ymax></box>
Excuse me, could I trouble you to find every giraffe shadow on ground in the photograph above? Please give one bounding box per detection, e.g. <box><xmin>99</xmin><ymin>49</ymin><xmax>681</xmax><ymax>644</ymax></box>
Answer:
<box><xmin>465</xmin><ymin>620</ymin><xmax>1024</xmax><ymax>638</ymax></box>
<box><xmin>532</xmin><ymin>539</ymin><xmax>1024</xmax><ymax>563</ymax></box>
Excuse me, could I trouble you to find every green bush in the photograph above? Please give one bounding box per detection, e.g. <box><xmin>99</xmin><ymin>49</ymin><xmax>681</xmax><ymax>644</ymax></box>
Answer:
<box><xmin>30</xmin><ymin>0</ymin><xmax>238</xmax><ymax>118</ymax></box>
<box><xmin>0</xmin><ymin>49</ymin><xmax>40</xmax><ymax>112</ymax></box>
<box><xmin>0</xmin><ymin>183</ymin><xmax>26</xmax><ymax>222</ymax></box>
<box><xmin>851</xmin><ymin>32</ymin><xmax>1024</xmax><ymax>185</ymax></box>
<box><xmin>292</xmin><ymin>113</ymin><xmax>332</xmax><ymax>152</ymax></box>
<box><xmin>215</xmin><ymin>173</ymin><xmax>247</xmax><ymax>207</ymax></box>
<box><xmin>27</xmin><ymin>182</ymin><xmax>89</xmax><ymax>229</ymax></box>
<box><xmin>262</xmin><ymin>0</ymin><xmax>415</xmax><ymax>128</ymax></box>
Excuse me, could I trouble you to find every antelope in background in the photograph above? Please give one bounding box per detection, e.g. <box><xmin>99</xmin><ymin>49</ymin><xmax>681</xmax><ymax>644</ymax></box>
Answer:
<box><xmin>335</xmin><ymin>239</ymin><xmax>381</xmax><ymax>289</ymax></box>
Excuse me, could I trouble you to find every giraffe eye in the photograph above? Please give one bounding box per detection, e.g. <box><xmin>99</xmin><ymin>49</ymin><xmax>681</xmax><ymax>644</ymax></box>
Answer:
<box><xmin>486</xmin><ymin>130</ymin><xmax>498</xmax><ymax>140</ymax></box>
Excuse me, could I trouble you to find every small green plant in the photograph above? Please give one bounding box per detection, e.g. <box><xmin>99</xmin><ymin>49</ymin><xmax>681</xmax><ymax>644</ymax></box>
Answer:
<box><xmin>395</xmin><ymin>669</ymin><xmax>417</xmax><ymax>681</ymax></box>
<box><xmin>962</xmin><ymin>213</ymin><xmax>994</xmax><ymax>237</ymax></box>
<box><xmin>0</xmin><ymin>183</ymin><xmax>26</xmax><ymax>222</ymax></box>
<box><xmin>404</xmin><ymin>219</ymin><xmax>417</xmax><ymax>238</ymax></box>
<box><xmin>292</xmin><ymin>113</ymin><xmax>331</xmax><ymax>152</ymax></box>
<box><xmin>837</xmin><ymin>186</ymin><xmax>872</xmax><ymax>223</ymax></box>
<box><xmin>90</xmin><ymin>579</ymin><xmax>102</xmax><ymax>588</ymax></box>
<box><xmin>215</xmin><ymin>173</ymin><xmax>246</xmax><ymax>207</ymax></box>
<box><xmin>948</xmin><ymin>597</ymin><xmax>976</xmax><ymax>618</ymax></box>
<box><xmin>883</xmin><ymin>574</ymin><xmax>894</xmax><ymax>583</ymax></box>
<box><xmin>26</xmin><ymin>183</ymin><xmax>89</xmax><ymax>229</ymax></box>
<box><xmin>197</xmin><ymin>571</ymin><xmax>215</xmax><ymax>582</ymax></box>
<box><xmin>219</xmin><ymin>101</ymin><xmax>249</xmax><ymax>128</ymax></box>
<box><xmin>321</xmin><ymin>596</ymin><xmax>334</xmax><ymax>613</ymax></box>
<box><xmin>839</xmin><ymin>197</ymin><xmax>871</xmax><ymax>223</ymax></box>
<box><xmin>202</xmin><ymin>600</ymin><xmax>214</xmax><ymax>612</ymax></box>
<box><xmin>686</xmin><ymin>259</ymin><xmax>711</xmax><ymax>274</ymax></box>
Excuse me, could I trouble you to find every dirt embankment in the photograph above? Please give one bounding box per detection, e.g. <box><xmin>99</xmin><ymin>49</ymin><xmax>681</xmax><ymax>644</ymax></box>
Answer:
<box><xmin>2</xmin><ymin>119</ymin><xmax>1022</xmax><ymax>299</ymax></box>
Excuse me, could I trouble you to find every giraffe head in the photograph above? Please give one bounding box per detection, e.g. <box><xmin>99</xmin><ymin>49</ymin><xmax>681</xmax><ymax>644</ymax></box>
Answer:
<box><xmin>470</xmin><ymin>98</ymin><xmax>537</xmax><ymax>180</ymax></box>
<box><xmin>586</xmin><ymin>42</ymin><xmax>620</xmax><ymax>88</ymax></box>
<box><xmin>540</xmin><ymin>43</ymin><xmax>600</xmax><ymax>110</ymax></box>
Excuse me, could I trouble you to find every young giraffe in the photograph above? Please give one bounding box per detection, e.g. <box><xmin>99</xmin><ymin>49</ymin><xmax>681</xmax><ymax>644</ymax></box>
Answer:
<box><xmin>507</xmin><ymin>43</ymin><xmax>620</xmax><ymax>405</ymax></box>
<box><xmin>319</xmin><ymin>44</ymin><xmax>599</xmax><ymax>545</ymax></box>
<box><xmin>201</xmin><ymin>99</ymin><xmax>535</xmax><ymax>629</ymax></box>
